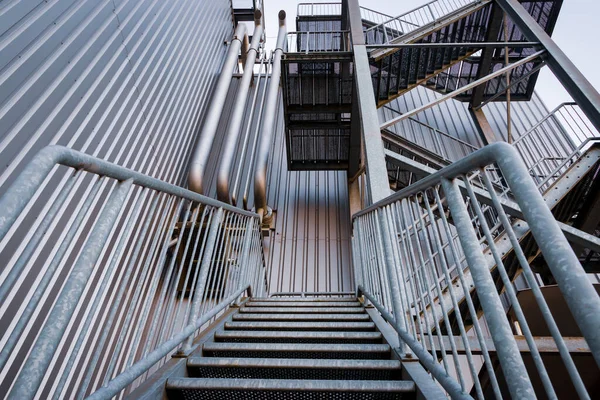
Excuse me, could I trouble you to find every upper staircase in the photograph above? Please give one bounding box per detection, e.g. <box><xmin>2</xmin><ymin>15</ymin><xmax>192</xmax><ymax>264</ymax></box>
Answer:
<box><xmin>365</xmin><ymin>0</ymin><xmax>563</xmax><ymax>106</ymax></box>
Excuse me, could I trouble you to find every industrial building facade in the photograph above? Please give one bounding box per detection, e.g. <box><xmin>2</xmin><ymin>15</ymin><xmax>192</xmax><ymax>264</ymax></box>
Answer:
<box><xmin>0</xmin><ymin>0</ymin><xmax>599</xmax><ymax>398</ymax></box>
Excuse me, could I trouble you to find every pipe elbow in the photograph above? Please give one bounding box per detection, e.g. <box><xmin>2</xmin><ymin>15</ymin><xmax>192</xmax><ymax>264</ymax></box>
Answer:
<box><xmin>216</xmin><ymin>169</ymin><xmax>231</xmax><ymax>204</ymax></box>
<box><xmin>187</xmin><ymin>163</ymin><xmax>204</xmax><ymax>194</ymax></box>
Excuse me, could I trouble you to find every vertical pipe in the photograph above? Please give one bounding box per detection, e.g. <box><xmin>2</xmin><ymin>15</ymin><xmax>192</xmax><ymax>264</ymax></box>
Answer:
<box><xmin>188</xmin><ymin>23</ymin><xmax>247</xmax><ymax>194</ymax></box>
<box><xmin>217</xmin><ymin>11</ymin><xmax>264</xmax><ymax>203</ymax></box>
<box><xmin>253</xmin><ymin>10</ymin><xmax>286</xmax><ymax>215</ymax></box>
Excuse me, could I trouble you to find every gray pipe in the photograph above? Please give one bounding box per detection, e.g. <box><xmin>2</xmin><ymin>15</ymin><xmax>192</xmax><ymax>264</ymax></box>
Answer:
<box><xmin>187</xmin><ymin>23</ymin><xmax>247</xmax><ymax>194</ymax></box>
<box><xmin>217</xmin><ymin>11</ymin><xmax>263</xmax><ymax>204</ymax></box>
<box><xmin>253</xmin><ymin>10</ymin><xmax>286</xmax><ymax>215</ymax></box>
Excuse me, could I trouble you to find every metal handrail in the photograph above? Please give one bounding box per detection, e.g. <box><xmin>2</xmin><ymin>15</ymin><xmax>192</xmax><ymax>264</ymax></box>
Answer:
<box><xmin>286</xmin><ymin>30</ymin><xmax>351</xmax><ymax>53</ymax></box>
<box><xmin>0</xmin><ymin>145</ymin><xmax>266</xmax><ymax>399</ymax></box>
<box><xmin>363</xmin><ymin>0</ymin><xmax>480</xmax><ymax>44</ymax></box>
<box><xmin>382</xmin><ymin>105</ymin><xmax>480</xmax><ymax>155</ymax></box>
<box><xmin>296</xmin><ymin>2</ymin><xmax>342</xmax><ymax>17</ymax></box>
<box><xmin>352</xmin><ymin>142</ymin><xmax>600</xmax><ymax>398</ymax></box>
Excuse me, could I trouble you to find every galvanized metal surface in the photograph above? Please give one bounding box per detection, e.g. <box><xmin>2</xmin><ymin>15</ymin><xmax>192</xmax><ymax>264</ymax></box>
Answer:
<box><xmin>353</xmin><ymin>142</ymin><xmax>600</xmax><ymax>399</ymax></box>
<box><xmin>0</xmin><ymin>147</ymin><xmax>266</xmax><ymax>399</ymax></box>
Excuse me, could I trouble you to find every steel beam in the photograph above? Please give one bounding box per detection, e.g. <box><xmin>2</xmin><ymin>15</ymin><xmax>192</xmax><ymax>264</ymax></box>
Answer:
<box><xmin>496</xmin><ymin>0</ymin><xmax>600</xmax><ymax>133</ymax></box>
<box><xmin>346</xmin><ymin>0</ymin><xmax>391</xmax><ymax>203</ymax></box>
<box><xmin>470</xmin><ymin>3</ymin><xmax>504</xmax><ymax>109</ymax></box>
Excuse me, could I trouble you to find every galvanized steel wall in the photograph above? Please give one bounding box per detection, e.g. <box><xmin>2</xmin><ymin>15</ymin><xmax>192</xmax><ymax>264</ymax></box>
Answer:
<box><xmin>263</xmin><ymin>92</ymin><xmax>354</xmax><ymax>294</ymax></box>
<box><xmin>380</xmin><ymin>86</ymin><xmax>554</xmax><ymax>158</ymax></box>
<box><xmin>0</xmin><ymin>0</ymin><xmax>234</xmax><ymax>193</ymax></box>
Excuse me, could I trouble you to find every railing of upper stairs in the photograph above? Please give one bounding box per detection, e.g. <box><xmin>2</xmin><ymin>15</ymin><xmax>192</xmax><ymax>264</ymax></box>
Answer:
<box><xmin>352</xmin><ymin>142</ymin><xmax>600</xmax><ymax>399</ymax></box>
<box><xmin>363</xmin><ymin>0</ymin><xmax>483</xmax><ymax>45</ymax></box>
<box><xmin>383</xmin><ymin>101</ymin><xmax>600</xmax><ymax>193</ymax></box>
<box><xmin>0</xmin><ymin>147</ymin><xmax>266</xmax><ymax>399</ymax></box>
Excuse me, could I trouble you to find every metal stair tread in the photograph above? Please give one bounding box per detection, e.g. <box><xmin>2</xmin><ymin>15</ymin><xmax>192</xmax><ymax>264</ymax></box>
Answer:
<box><xmin>224</xmin><ymin>321</ymin><xmax>376</xmax><ymax>331</ymax></box>
<box><xmin>232</xmin><ymin>313</ymin><xmax>371</xmax><ymax>321</ymax></box>
<box><xmin>203</xmin><ymin>342</ymin><xmax>390</xmax><ymax>353</ymax></box>
<box><xmin>245</xmin><ymin>301</ymin><xmax>362</xmax><ymax>307</ymax></box>
<box><xmin>239</xmin><ymin>306</ymin><xmax>365</xmax><ymax>313</ymax></box>
<box><xmin>166</xmin><ymin>378</ymin><xmax>416</xmax><ymax>392</ymax></box>
<box><xmin>214</xmin><ymin>330</ymin><xmax>382</xmax><ymax>342</ymax></box>
<box><xmin>187</xmin><ymin>357</ymin><xmax>401</xmax><ymax>370</ymax></box>
<box><xmin>249</xmin><ymin>297</ymin><xmax>358</xmax><ymax>302</ymax></box>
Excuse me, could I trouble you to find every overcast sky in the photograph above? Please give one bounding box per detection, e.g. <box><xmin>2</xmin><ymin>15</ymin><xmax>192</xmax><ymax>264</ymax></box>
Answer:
<box><xmin>259</xmin><ymin>0</ymin><xmax>600</xmax><ymax>109</ymax></box>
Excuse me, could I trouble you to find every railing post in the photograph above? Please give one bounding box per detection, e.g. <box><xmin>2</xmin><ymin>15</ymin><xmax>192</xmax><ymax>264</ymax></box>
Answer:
<box><xmin>181</xmin><ymin>207</ymin><xmax>224</xmax><ymax>353</ymax></box>
<box><xmin>440</xmin><ymin>177</ymin><xmax>535</xmax><ymax>399</ymax></box>
<box><xmin>236</xmin><ymin>217</ymin><xmax>256</xmax><ymax>305</ymax></box>
<box><xmin>8</xmin><ymin>178</ymin><xmax>134</xmax><ymax>400</ymax></box>
<box><xmin>375</xmin><ymin>207</ymin><xmax>408</xmax><ymax>356</ymax></box>
<box><xmin>352</xmin><ymin>220</ymin><xmax>366</xmax><ymax>298</ymax></box>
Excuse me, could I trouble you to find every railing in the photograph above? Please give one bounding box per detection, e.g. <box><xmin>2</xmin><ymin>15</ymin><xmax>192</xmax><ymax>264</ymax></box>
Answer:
<box><xmin>0</xmin><ymin>146</ymin><xmax>266</xmax><ymax>399</ymax></box>
<box><xmin>297</xmin><ymin>2</ymin><xmax>342</xmax><ymax>17</ymax></box>
<box><xmin>352</xmin><ymin>142</ymin><xmax>600</xmax><ymax>399</ymax></box>
<box><xmin>286</xmin><ymin>31</ymin><xmax>351</xmax><ymax>53</ymax></box>
<box><xmin>513</xmin><ymin>102</ymin><xmax>600</xmax><ymax>191</ymax></box>
<box><xmin>364</xmin><ymin>0</ymin><xmax>481</xmax><ymax>45</ymax></box>
<box><xmin>382</xmin><ymin>105</ymin><xmax>479</xmax><ymax>162</ymax></box>
<box><xmin>359</xmin><ymin>6</ymin><xmax>395</xmax><ymax>27</ymax></box>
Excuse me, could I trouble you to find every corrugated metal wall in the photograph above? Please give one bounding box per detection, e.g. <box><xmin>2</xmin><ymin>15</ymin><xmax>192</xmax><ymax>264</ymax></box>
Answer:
<box><xmin>263</xmin><ymin>93</ymin><xmax>354</xmax><ymax>294</ymax></box>
<box><xmin>380</xmin><ymin>86</ymin><xmax>555</xmax><ymax>158</ymax></box>
<box><xmin>0</xmin><ymin>0</ymin><xmax>234</xmax><ymax>193</ymax></box>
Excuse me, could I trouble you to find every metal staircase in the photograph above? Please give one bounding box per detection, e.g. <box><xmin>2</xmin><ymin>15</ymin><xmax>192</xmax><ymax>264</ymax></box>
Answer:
<box><xmin>161</xmin><ymin>296</ymin><xmax>422</xmax><ymax>399</ymax></box>
<box><xmin>365</xmin><ymin>0</ymin><xmax>563</xmax><ymax>106</ymax></box>
<box><xmin>367</xmin><ymin>0</ymin><xmax>493</xmax><ymax>106</ymax></box>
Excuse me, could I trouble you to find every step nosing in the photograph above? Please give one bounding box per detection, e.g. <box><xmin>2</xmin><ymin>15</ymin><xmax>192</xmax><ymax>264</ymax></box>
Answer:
<box><xmin>203</xmin><ymin>343</ymin><xmax>390</xmax><ymax>351</ymax></box>
<box><xmin>167</xmin><ymin>378</ymin><xmax>416</xmax><ymax>392</ymax></box>
<box><xmin>187</xmin><ymin>357</ymin><xmax>402</xmax><ymax>369</ymax></box>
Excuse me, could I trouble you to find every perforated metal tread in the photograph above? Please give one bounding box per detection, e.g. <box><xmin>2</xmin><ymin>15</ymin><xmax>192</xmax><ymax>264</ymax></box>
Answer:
<box><xmin>166</xmin><ymin>378</ymin><xmax>416</xmax><ymax>399</ymax></box>
<box><xmin>232</xmin><ymin>313</ymin><xmax>371</xmax><ymax>321</ymax></box>
<box><xmin>186</xmin><ymin>357</ymin><xmax>402</xmax><ymax>380</ymax></box>
<box><xmin>214</xmin><ymin>330</ymin><xmax>383</xmax><ymax>344</ymax></box>
<box><xmin>246</xmin><ymin>301</ymin><xmax>362</xmax><ymax>307</ymax></box>
<box><xmin>250</xmin><ymin>297</ymin><xmax>358</xmax><ymax>302</ymax></box>
<box><xmin>224</xmin><ymin>321</ymin><xmax>377</xmax><ymax>331</ymax></box>
<box><xmin>240</xmin><ymin>307</ymin><xmax>365</xmax><ymax>314</ymax></box>
<box><xmin>202</xmin><ymin>342</ymin><xmax>391</xmax><ymax>359</ymax></box>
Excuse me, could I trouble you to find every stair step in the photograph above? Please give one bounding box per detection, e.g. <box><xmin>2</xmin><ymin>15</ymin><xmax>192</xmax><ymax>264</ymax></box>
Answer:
<box><xmin>250</xmin><ymin>297</ymin><xmax>358</xmax><ymax>302</ymax></box>
<box><xmin>202</xmin><ymin>342</ymin><xmax>391</xmax><ymax>359</ymax></box>
<box><xmin>224</xmin><ymin>321</ymin><xmax>376</xmax><ymax>331</ymax></box>
<box><xmin>214</xmin><ymin>330</ymin><xmax>383</xmax><ymax>344</ymax></box>
<box><xmin>246</xmin><ymin>301</ymin><xmax>362</xmax><ymax>307</ymax></box>
<box><xmin>232</xmin><ymin>313</ymin><xmax>371</xmax><ymax>322</ymax></box>
<box><xmin>166</xmin><ymin>378</ymin><xmax>415</xmax><ymax>399</ymax></box>
<box><xmin>187</xmin><ymin>358</ymin><xmax>402</xmax><ymax>380</ymax></box>
<box><xmin>239</xmin><ymin>306</ymin><xmax>365</xmax><ymax>314</ymax></box>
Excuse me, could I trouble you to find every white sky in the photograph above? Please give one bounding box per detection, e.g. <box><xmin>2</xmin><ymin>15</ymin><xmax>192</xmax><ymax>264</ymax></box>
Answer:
<box><xmin>258</xmin><ymin>0</ymin><xmax>600</xmax><ymax>109</ymax></box>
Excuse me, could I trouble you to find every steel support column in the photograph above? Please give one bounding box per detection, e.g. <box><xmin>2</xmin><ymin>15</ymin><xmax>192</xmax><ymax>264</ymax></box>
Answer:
<box><xmin>496</xmin><ymin>0</ymin><xmax>600</xmax><ymax>132</ymax></box>
<box><xmin>346</xmin><ymin>0</ymin><xmax>390</xmax><ymax>203</ymax></box>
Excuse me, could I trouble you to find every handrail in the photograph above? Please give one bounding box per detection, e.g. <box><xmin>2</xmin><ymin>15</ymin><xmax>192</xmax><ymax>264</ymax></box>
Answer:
<box><xmin>0</xmin><ymin>145</ymin><xmax>266</xmax><ymax>399</ymax></box>
<box><xmin>286</xmin><ymin>30</ymin><xmax>351</xmax><ymax>53</ymax></box>
<box><xmin>352</xmin><ymin>142</ymin><xmax>600</xmax><ymax>398</ymax></box>
<box><xmin>359</xmin><ymin>287</ymin><xmax>471</xmax><ymax>400</ymax></box>
<box><xmin>363</xmin><ymin>0</ymin><xmax>481</xmax><ymax>44</ymax></box>
<box><xmin>382</xmin><ymin>105</ymin><xmax>479</xmax><ymax>152</ymax></box>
